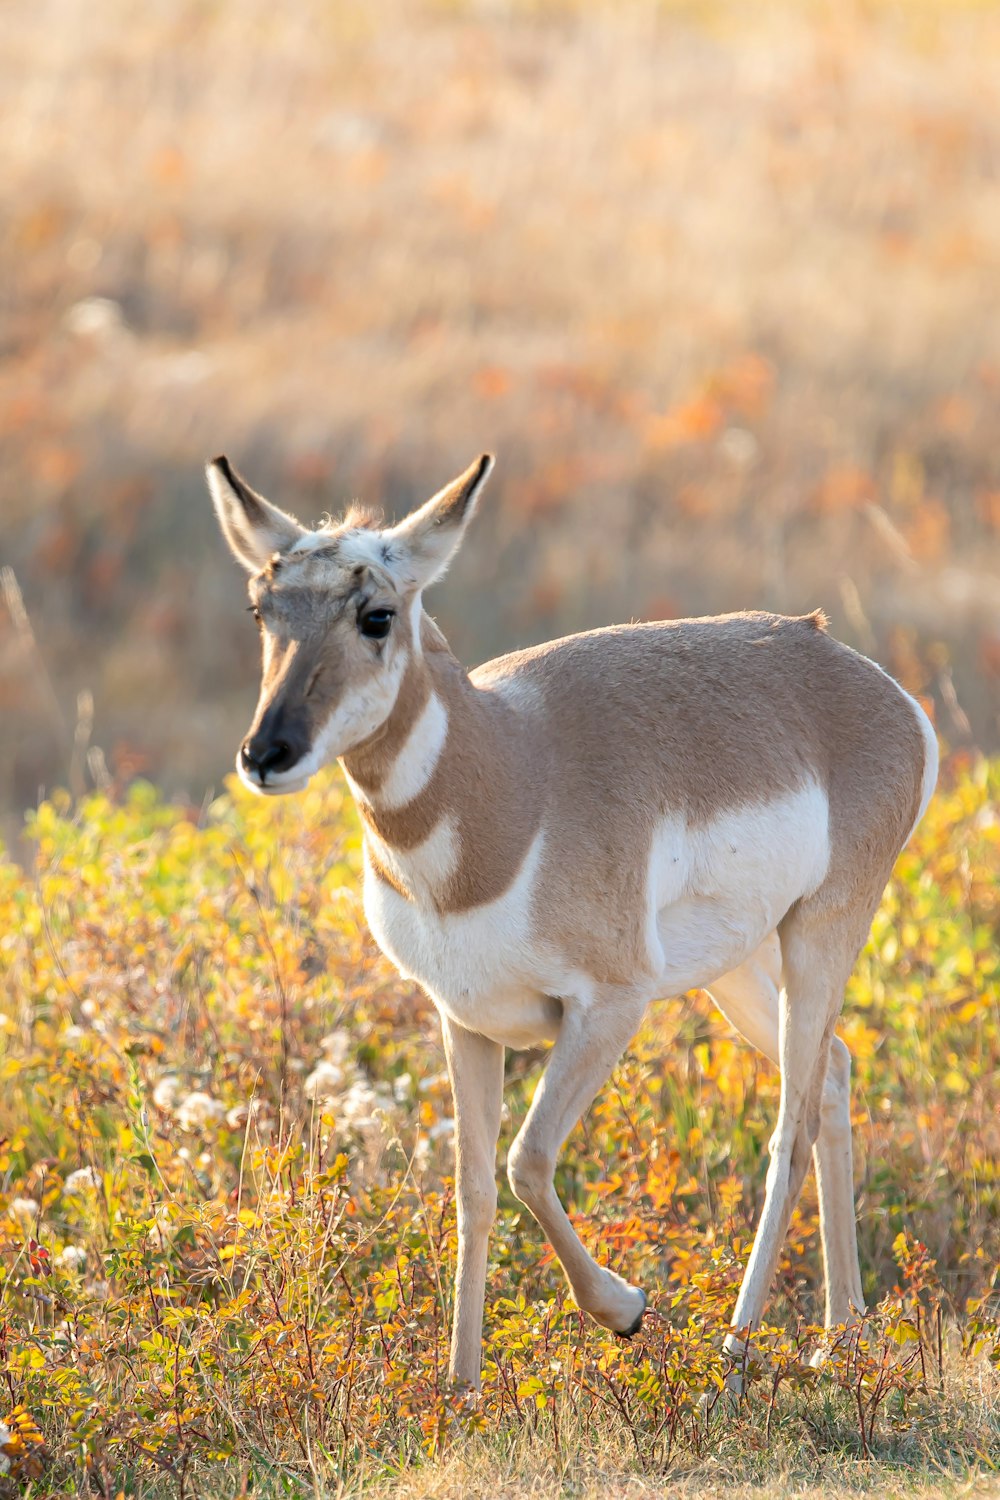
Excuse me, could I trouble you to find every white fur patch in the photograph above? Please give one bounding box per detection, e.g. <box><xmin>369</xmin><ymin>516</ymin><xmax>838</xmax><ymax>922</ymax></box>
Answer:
<box><xmin>334</xmin><ymin>529</ymin><xmax>394</xmax><ymax>571</ymax></box>
<box><xmin>901</xmin><ymin>689</ymin><xmax>939</xmax><ymax>840</ymax></box>
<box><xmin>364</xmin><ymin>829</ymin><xmax>563</xmax><ymax>1049</ymax></box>
<box><xmin>237</xmin><ymin>758</ymin><xmax>313</xmax><ymax>797</ymax></box>
<box><xmin>408</xmin><ymin>594</ymin><xmax>425</xmax><ymax>658</ymax></box>
<box><xmin>281</xmin><ymin>528</ymin><xmax>400</xmax><ymax>596</ymax></box>
<box><xmin>368</xmin><ymin>814</ymin><xmax>459</xmax><ymax>907</ymax></box>
<box><xmin>645</xmin><ymin>780</ymin><xmax>831</xmax><ymax>992</ymax></box>
<box><xmin>287</xmin><ymin>529</ymin><xmax>330</xmax><ymax>555</ymax></box>
<box><xmin>374</xmin><ymin>692</ymin><xmax>449</xmax><ymax>810</ymax></box>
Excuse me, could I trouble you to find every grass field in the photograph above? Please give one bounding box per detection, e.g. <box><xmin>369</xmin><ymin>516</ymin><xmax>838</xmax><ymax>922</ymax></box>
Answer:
<box><xmin>0</xmin><ymin>753</ymin><xmax>995</xmax><ymax>1496</ymax></box>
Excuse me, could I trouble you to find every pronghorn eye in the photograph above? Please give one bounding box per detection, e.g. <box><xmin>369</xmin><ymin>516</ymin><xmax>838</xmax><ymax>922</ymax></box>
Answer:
<box><xmin>359</xmin><ymin>608</ymin><xmax>393</xmax><ymax>640</ymax></box>
<box><xmin>247</xmin><ymin>605</ymin><xmax>262</xmax><ymax>623</ymax></box>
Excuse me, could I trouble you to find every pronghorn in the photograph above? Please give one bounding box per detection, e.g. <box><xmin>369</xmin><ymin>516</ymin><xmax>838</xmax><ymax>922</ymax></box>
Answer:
<box><xmin>207</xmin><ymin>452</ymin><xmax>938</xmax><ymax>1391</ymax></box>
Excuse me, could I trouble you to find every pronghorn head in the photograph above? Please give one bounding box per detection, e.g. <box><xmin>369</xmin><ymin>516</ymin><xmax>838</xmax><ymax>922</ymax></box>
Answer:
<box><xmin>207</xmin><ymin>453</ymin><xmax>494</xmax><ymax>795</ymax></box>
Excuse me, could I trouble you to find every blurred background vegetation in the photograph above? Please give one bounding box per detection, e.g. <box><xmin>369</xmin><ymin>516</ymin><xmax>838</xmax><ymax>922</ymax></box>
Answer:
<box><xmin>3</xmin><ymin>0</ymin><xmax>1000</xmax><ymax>837</ymax></box>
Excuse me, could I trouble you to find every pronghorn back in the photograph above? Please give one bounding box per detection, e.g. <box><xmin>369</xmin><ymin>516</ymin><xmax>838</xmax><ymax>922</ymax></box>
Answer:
<box><xmin>475</xmin><ymin>609</ymin><xmax>930</xmax><ymax>871</ymax></box>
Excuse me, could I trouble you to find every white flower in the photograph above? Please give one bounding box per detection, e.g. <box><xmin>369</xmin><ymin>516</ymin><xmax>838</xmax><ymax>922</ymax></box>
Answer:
<box><xmin>58</xmin><ymin>1244</ymin><xmax>87</xmax><ymax>1271</ymax></box>
<box><xmin>8</xmin><ymin>1197</ymin><xmax>38</xmax><ymax>1223</ymax></box>
<box><xmin>319</xmin><ymin>1031</ymin><xmax>351</xmax><ymax>1065</ymax></box>
<box><xmin>428</xmin><ymin>1118</ymin><xmax>455</xmax><ymax>1144</ymax></box>
<box><xmin>0</xmin><ymin>1422</ymin><xmax>10</xmax><ymax>1474</ymax></box>
<box><xmin>720</xmin><ymin>426</ymin><xmax>759</xmax><ymax>468</ymax></box>
<box><xmin>64</xmin><ymin>295</ymin><xmax>126</xmax><ymax>340</ymax></box>
<box><xmin>304</xmin><ymin>1060</ymin><xmax>343</xmax><ymax>1101</ymax></box>
<box><xmin>63</xmin><ymin>1167</ymin><xmax>101</xmax><ymax>1196</ymax></box>
<box><xmin>152</xmin><ymin>1075</ymin><xmax>180</xmax><ymax>1111</ymax></box>
<box><xmin>339</xmin><ymin>1079</ymin><xmax>380</xmax><ymax>1129</ymax></box>
<box><xmin>175</xmin><ymin>1092</ymin><xmax>224</xmax><ymax>1131</ymax></box>
<box><xmin>225</xmin><ymin>1098</ymin><xmax>270</xmax><ymax>1132</ymax></box>
<box><xmin>393</xmin><ymin>1073</ymin><xmax>413</xmax><ymax>1103</ymax></box>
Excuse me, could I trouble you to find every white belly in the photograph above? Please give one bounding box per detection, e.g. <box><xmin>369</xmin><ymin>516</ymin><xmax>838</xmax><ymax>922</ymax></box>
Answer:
<box><xmin>646</xmin><ymin>779</ymin><xmax>831</xmax><ymax>991</ymax></box>
<box><xmin>362</xmin><ymin>830</ymin><xmax>563</xmax><ymax>1049</ymax></box>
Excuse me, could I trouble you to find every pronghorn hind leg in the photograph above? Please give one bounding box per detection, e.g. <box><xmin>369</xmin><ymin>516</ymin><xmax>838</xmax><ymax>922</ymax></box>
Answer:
<box><xmin>724</xmin><ymin>902</ymin><xmax>874</xmax><ymax>1377</ymax></box>
<box><xmin>813</xmin><ymin>1032</ymin><xmax>866</xmax><ymax>1335</ymax></box>
<box><xmin>506</xmin><ymin>992</ymin><xmax>649</xmax><ymax>1336</ymax></box>
<box><xmin>441</xmin><ymin>1016</ymin><xmax>505</xmax><ymax>1390</ymax></box>
<box><xmin>708</xmin><ymin>932</ymin><xmax>865</xmax><ymax>1345</ymax></box>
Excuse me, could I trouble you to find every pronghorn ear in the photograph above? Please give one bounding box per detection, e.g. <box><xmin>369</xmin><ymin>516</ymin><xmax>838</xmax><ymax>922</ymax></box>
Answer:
<box><xmin>385</xmin><ymin>454</ymin><xmax>494</xmax><ymax>589</ymax></box>
<box><xmin>206</xmin><ymin>456</ymin><xmax>307</xmax><ymax>573</ymax></box>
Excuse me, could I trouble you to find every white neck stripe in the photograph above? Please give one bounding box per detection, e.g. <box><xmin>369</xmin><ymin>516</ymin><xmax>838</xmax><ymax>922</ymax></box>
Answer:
<box><xmin>373</xmin><ymin>690</ymin><xmax>450</xmax><ymax>811</ymax></box>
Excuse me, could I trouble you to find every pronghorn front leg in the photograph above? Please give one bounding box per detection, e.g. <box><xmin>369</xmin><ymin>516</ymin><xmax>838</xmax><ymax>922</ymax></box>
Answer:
<box><xmin>441</xmin><ymin>1015</ymin><xmax>504</xmax><ymax>1390</ymax></box>
<box><xmin>506</xmin><ymin>994</ymin><xmax>648</xmax><ymax>1336</ymax></box>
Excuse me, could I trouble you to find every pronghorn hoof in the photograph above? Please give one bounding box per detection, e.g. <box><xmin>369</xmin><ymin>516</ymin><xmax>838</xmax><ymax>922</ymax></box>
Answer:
<box><xmin>615</xmin><ymin>1290</ymin><xmax>647</xmax><ymax>1339</ymax></box>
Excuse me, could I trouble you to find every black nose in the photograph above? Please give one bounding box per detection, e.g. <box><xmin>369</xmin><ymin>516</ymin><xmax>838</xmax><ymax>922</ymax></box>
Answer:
<box><xmin>241</xmin><ymin>737</ymin><xmax>298</xmax><ymax>780</ymax></box>
<box><xmin>241</xmin><ymin>701</ymin><xmax>310</xmax><ymax>782</ymax></box>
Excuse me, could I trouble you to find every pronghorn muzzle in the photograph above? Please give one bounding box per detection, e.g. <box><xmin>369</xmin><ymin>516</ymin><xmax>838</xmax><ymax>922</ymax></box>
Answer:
<box><xmin>240</xmin><ymin>700</ymin><xmax>311</xmax><ymax>786</ymax></box>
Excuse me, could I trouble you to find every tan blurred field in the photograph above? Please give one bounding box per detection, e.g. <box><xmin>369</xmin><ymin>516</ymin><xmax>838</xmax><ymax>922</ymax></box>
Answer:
<box><xmin>2</xmin><ymin>0</ymin><xmax>1000</xmax><ymax>830</ymax></box>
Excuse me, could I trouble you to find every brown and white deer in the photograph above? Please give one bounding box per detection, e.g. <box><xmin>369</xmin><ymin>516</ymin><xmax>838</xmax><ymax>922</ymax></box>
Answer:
<box><xmin>207</xmin><ymin>452</ymin><xmax>938</xmax><ymax>1391</ymax></box>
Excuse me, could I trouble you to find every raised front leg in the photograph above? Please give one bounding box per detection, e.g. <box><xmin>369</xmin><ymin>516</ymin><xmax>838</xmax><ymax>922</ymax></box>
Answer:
<box><xmin>440</xmin><ymin>1015</ymin><xmax>505</xmax><ymax>1389</ymax></box>
<box><xmin>506</xmin><ymin>993</ymin><xmax>648</xmax><ymax>1336</ymax></box>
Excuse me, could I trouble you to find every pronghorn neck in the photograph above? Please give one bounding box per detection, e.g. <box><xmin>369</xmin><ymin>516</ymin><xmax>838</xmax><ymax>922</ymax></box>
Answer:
<box><xmin>341</xmin><ymin>614</ymin><xmax>469</xmax><ymax>805</ymax></box>
<box><xmin>340</xmin><ymin>609</ymin><xmax>542</xmax><ymax>913</ymax></box>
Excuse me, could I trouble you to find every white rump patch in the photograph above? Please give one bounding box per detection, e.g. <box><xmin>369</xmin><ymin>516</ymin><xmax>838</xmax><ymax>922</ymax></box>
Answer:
<box><xmin>901</xmin><ymin>689</ymin><xmax>939</xmax><ymax>840</ymax></box>
<box><xmin>377</xmin><ymin>692</ymin><xmax>449</xmax><ymax>810</ymax></box>
<box><xmin>645</xmin><ymin>780</ymin><xmax>831</xmax><ymax>992</ymax></box>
